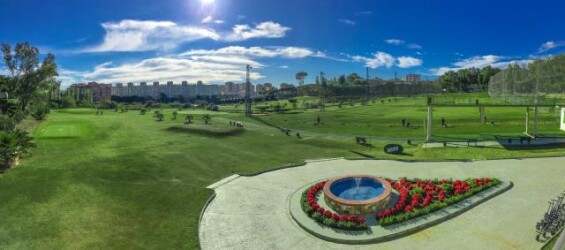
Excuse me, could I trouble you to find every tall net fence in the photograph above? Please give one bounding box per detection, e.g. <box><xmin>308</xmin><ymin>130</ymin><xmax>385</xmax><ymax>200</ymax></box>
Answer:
<box><xmin>488</xmin><ymin>54</ymin><xmax>565</xmax><ymax>105</ymax></box>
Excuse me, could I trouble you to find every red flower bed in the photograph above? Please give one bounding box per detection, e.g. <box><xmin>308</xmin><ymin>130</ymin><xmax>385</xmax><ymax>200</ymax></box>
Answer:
<box><xmin>300</xmin><ymin>180</ymin><xmax>368</xmax><ymax>230</ymax></box>
<box><xmin>376</xmin><ymin>177</ymin><xmax>501</xmax><ymax>226</ymax></box>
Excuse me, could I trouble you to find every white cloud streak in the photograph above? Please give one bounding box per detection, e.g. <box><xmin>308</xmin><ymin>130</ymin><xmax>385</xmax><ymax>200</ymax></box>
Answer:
<box><xmin>538</xmin><ymin>40</ymin><xmax>565</xmax><ymax>53</ymax></box>
<box><xmin>352</xmin><ymin>52</ymin><xmax>422</xmax><ymax>69</ymax></box>
<box><xmin>82</xmin><ymin>20</ymin><xmax>291</xmax><ymax>52</ymax></box>
<box><xmin>83</xmin><ymin>20</ymin><xmax>220</xmax><ymax>52</ymax></box>
<box><xmin>397</xmin><ymin>56</ymin><xmax>423</xmax><ymax>68</ymax></box>
<box><xmin>202</xmin><ymin>16</ymin><xmax>224</xmax><ymax>24</ymax></box>
<box><xmin>430</xmin><ymin>55</ymin><xmax>532</xmax><ymax>75</ymax></box>
<box><xmin>223</xmin><ymin>21</ymin><xmax>291</xmax><ymax>42</ymax></box>
<box><xmin>180</xmin><ymin>46</ymin><xmax>324</xmax><ymax>59</ymax></box>
<box><xmin>65</xmin><ymin>46</ymin><xmax>325</xmax><ymax>85</ymax></box>
<box><xmin>338</xmin><ymin>19</ymin><xmax>356</xmax><ymax>26</ymax></box>
<box><xmin>385</xmin><ymin>39</ymin><xmax>405</xmax><ymax>46</ymax></box>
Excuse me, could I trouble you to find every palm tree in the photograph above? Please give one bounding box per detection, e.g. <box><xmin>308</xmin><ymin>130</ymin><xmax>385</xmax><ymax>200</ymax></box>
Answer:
<box><xmin>0</xmin><ymin>129</ymin><xmax>35</xmax><ymax>169</ymax></box>
<box><xmin>295</xmin><ymin>71</ymin><xmax>308</xmax><ymax>86</ymax></box>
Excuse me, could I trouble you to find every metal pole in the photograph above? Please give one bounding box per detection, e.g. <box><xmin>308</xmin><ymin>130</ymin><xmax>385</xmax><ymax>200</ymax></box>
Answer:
<box><xmin>526</xmin><ymin>107</ymin><xmax>530</xmax><ymax>134</ymax></box>
<box><xmin>427</xmin><ymin>105</ymin><xmax>433</xmax><ymax>141</ymax></box>
<box><xmin>366</xmin><ymin>67</ymin><xmax>369</xmax><ymax>105</ymax></box>
<box><xmin>534</xmin><ymin>106</ymin><xmax>539</xmax><ymax>138</ymax></box>
<box><xmin>245</xmin><ymin>64</ymin><xmax>252</xmax><ymax>116</ymax></box>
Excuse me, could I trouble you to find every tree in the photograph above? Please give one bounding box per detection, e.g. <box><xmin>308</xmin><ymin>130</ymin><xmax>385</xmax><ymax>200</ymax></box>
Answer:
<box><xmin>185</xmin><ymin>114</ymin><xmax>194</xmax><ymax>124</ymax></box>
<box><xmin>295</xmin><ymin>71</ymin><xmax>308</xmax><ymax>86</ymax></box>
<box><xmin>0</xmin><ymin>129</ymin><xmax>35</xmax><ymax>169</ymax></box>
<box><xmin>315</xmin><ymin>76</ymin><xmax>320</xmax><ymax>85</ymax></box>
<box><xmin>347</xmin><ymin>73</ymin><xmax>362</xmax><ymax>85</ymax></box>
<box><xmin>1</xmin><ymin>42</ymin><xmax>58</xmax><ymax>115</ymax></box>
<box><xmin>203</xmin><ymin>114</ymin><xmax>211</xmax><ymax>124</ymax></box>
<box><xmin>156</xmin><ymin>113</ymin><xmax>164</xmax><ymax>121</ymax></box>
<box><xmin>172</xmin><ymin>111</ymin><xmax>178</xmax><ymax>120</ymax></box>
<box><xmin>338</xmin><ymin>75</ymin><xmax>347</xmax><ymax>86</ymax></box>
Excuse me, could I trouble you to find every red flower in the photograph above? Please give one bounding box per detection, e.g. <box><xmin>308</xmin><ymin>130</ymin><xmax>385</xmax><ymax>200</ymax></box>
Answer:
<box><xmin>324</xmin><ymin>210</ymin><xmax>333</xmax><ymax>218</ymax></box>
<box><xmin>405</xmin><ymin>205</ymin><xmax>414</xmax><ymax>212</ymax></box>
<box><xmin>339</xmin><ymin>215</ymin><xmax>347</xmax><ymax>221</ymax></box>
<box><xmin>348</xmin><ymin>215</ymin><xmax>357</xmax><ymax>222</ymax></box>
<box><xmin>317</xmin><ymin>207</ymin><xmax>325</xmax><ymax>214</ymax></box>
<box><xmin>357</xmin><ymin>217</ymin><xmax>366</xmax><ymax>223</ymax></box>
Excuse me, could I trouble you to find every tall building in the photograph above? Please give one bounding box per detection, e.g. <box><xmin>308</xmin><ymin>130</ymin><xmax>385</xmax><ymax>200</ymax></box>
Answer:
<box><xmin>70</xmin><ymin>82</ymin><xmax>112</xmax><ymax>102</ymax></box>
<box><xmin>405</xmin><ymin>74</ymin><xmax>421</xmax><ymax>82</ymax></box>
<box><xmin>107</xmin><ymin>80</ymin><xmax>236</xmax><ymax>98</ymax></box>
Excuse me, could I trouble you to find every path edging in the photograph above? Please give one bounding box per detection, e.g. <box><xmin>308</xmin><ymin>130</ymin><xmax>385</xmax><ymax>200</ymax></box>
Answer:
<box><xmin>289</xmin><ymin>179</ymin><xmax>513</xmax><ymax>244</ymax></box>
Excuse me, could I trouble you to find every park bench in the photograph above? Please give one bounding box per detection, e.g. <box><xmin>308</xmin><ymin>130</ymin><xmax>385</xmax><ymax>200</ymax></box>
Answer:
<box><xmin>467</xmin><ymin>139</ymin><xmax>479</xmax><ymax>147</ymax></box>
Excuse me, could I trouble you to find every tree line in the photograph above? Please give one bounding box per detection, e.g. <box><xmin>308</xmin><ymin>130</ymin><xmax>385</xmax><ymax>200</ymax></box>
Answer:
<box><xmin>438</xmin><ymin>66</ymin><xmax>500</xmax><ymax>92</ymax></box>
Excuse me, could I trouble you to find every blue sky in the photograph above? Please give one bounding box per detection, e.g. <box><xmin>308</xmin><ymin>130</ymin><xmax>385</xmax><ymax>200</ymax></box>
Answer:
<box><xmin>1</xmin><ymin>0</ymin><xmax>564</xmax><ymax>88</ymax></box>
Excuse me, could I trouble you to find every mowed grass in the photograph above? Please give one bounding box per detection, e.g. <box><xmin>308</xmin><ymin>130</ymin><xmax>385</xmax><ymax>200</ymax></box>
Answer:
<box><xmin>1</xmin><ymin>96</ymin><xmax>565</xmax><ymax>249</ymax></box>
<box><xmin>251</xmin><ymin>96</ymin><xmax>565</xmax><ymax>140</ymax></box>
<box><xmin>0</xmin><ymin>109</ymin><xmax>358</xmax><ymax>249</ymax></box>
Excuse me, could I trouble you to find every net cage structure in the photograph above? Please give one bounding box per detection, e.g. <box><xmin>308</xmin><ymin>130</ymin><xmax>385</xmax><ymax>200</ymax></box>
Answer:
<box><xmin>488</xmin><ymin>54</ymin><xmax>565</xmax><ymax>106</ymax></box>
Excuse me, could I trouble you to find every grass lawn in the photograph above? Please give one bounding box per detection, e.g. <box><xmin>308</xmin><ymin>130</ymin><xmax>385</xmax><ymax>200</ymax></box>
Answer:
<box><xmin>249</xmin><ymin>95</ymin><xmax>565</xmax><ymax>141</ymax></box>
<box><xmin>1</xmin><ymin>95</ymin><xmax>564</xmax><ymax>248</ymax></box>
<box><xmin>0</xmin><ymin>108</ymin><xmax>358</xmax><ymax>249</ymax></box>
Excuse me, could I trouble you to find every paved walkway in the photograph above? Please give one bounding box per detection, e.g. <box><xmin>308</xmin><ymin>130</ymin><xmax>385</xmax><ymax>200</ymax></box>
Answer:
<box><xmin>199</xmin><ymin>157</ymin><xmax>565</xmax><ymax>250</ymax></box>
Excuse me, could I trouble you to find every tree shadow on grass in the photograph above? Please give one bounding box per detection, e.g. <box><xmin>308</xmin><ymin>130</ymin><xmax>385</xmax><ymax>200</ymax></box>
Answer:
<box><xmin>165</xmin><ymin>125</ymin><xmax>245</xmax><ymax>138</ymax></box>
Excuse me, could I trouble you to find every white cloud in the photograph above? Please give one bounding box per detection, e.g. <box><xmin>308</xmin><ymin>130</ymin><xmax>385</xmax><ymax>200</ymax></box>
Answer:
<box><xmin>237</xmin><ymin>15</ymin><xmax>246</xmax><ymax>20</ymax></box>
<box><xmin>180</xmin><ymin>46</ymin><xmax>323</xmax><ymax>59</ymax></box>
<box><xmin>538</xmin><ymin>40</ymin><xmax>565</xmax><ymax>53</ymax></box>
<box><xmin>202</xmin><ymin>16</ymin><xmax>224</xmax><ymax>24</ymax></box>
<box><xmin>82</xmin><ymin>20</ymin><xmax>290</xmax><ymax>52</ymax></box>
<box><xmin>223</xmin><ymin>21</ymin><xmax>290</xmax><ymax>41</ymax></box>
<box><xmin>454</xmin><ymin>52</ymin><xmax>464</xmax><ymax>57</ymax></box>
<box><xmin>407</xmin><ymin>44</ymin><xmax>422</xmax><ymax>49</ymax></box>
<box><xmin>453</xmin><ymin>55</ymin><xmax>503</xmax><ymax>68</ymax></box>
<box><xmin>430</xmin><ymin>55</ymin><xmax>532</xmax><ymax>75</ymax></box>
<box><xmin>385</xmin><ymin>39</ymin><xmax>405</xmax><ymax>46</ymax></box>
<box><xmin>397</xmin><ymin>56</ymin><xmax>423</xmax><ymax>68</ymax></box>
<box><xmin>338</xmin><ymin>19</ymin><xmax>356</xmax><ymax>26</ymax></box>
<box><xmin>352</xmin><ymin>52</ymin><xmax>422</xmax><ymax>69</ymax></box>
<box><xmin>83</xmin><ymin>20</ymin><xmax>220</xmax><ymax>52</ymax></box>
<box><xmin>71</xmin><ymin>45</ymin><xmax>328</xmax><ymax>85</ymax></box>
<box><xmin>280</xmin><ymin>65</ymin><xmax>289</xmax><ymax>69</ymax></box>
<box><xmin>352</xmin><ymin>52</ymin><xmax>395</xmax><ymax>69</ymax></box>
<box><xmin>81</xmin><ymin>56</ymin><xmax>264</xmax><ymax>84</ymax></box>
<box><xmin>57</xmin><ymin>68</ymin><xmax>89</xmax><ymax>89</ymax></box>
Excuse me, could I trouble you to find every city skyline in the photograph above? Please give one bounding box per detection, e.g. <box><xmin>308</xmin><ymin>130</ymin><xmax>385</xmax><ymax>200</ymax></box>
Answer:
<box><xmin>1</xmin><ymin>0</ymin><xmax>564</xmax><ymax>89</ymax></box>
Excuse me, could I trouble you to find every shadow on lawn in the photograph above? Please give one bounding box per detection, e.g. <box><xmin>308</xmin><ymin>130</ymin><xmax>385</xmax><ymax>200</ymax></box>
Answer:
<box><xmin>165</xmin><ymin>125</ymin><xmax>245</xmax><ymax>138</ymax></box>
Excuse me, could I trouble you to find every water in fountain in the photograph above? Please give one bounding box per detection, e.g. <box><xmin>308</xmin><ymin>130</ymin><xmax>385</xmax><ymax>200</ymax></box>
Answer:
<box><xmin>331</xmin><ymin>177</ymin><xmax>385</xmax><ymax>201</ymax></box>
<box><xmin>354</xmin><ymin>177</ymin><xmax>362</xmax><ymax>194</ymax></box>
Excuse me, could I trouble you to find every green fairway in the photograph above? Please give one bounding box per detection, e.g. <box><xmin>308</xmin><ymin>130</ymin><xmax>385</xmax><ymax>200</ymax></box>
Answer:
<box><xmin>1</xmin><ymin>97</ymin><xmax>565</xmax><ymax>249</ymax></box>
<box><xmin>250</xmin><ymin>95</ymin><xmax>565</xmax><ymax>141</ymax></box>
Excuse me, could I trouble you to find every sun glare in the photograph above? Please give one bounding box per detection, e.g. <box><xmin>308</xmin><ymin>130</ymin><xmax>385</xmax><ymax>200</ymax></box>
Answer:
<box><xmin>201</xmin><ymin>0</ymin><xmax>215</xmax><ymax>5</ymax></box>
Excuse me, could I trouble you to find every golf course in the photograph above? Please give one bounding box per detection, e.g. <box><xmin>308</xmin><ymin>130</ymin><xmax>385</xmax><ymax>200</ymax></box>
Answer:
<box><xmin>1</xmin><ymin>94</ymin><xmax>565</xmax><ymax>249</ymax></box>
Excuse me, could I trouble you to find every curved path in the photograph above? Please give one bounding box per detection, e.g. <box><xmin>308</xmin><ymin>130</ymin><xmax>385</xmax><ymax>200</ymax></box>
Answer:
<box><xmin>199</xmin><ymin>157</ymin><xmax>565</xmax><ymax>250</ymax></box>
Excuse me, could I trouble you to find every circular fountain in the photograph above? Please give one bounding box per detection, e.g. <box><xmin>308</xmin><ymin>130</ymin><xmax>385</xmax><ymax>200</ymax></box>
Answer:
<box><xmin>323</xmin><ymin>175</ymin><xmax>392</xmax><ymax>214</ymax></box>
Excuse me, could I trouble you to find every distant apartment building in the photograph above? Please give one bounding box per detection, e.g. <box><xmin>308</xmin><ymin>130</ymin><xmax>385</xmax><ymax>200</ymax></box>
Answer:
<box><xmin>70</xmin><ymin>82</ymin><xmax>112</xmax><ymax>102</ymax></box>
<box><xmin>405</xmin><ymin>74</ymin><xmax>421</xmax><ymax>82</ymax></box>
<box><xmin>109</xmin><ymin>80</ymin><xmax>251</xmax><ymax>98</ymax></box>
